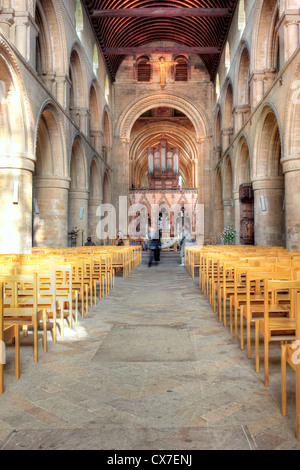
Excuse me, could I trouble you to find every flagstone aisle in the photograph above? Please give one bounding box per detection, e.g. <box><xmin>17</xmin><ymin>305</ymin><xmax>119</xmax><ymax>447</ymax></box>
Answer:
<box><xmin>1</xmin><ymin>253</ymin><xmax>300</xmax><ymax>450</ymax></box>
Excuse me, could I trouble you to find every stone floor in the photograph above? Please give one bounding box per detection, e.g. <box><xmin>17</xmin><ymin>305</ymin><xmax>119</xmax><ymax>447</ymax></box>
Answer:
<box><xmin>0</xmin><ymin>252</ymin><xmax>300</xmax><ymax>450</ymax></box>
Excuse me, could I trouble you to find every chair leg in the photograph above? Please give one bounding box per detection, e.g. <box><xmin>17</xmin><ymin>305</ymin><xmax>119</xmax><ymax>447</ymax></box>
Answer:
<box><xmin>240</xmin><ymin>306</ymin><xmax>244</xmax><ymax>350</ymax></box>
<box><xmin>255</xmin><ymin>321</ymin><xmax>260</xmax><ymax>373</ymax></box>
<box><xmin>247</xmin><ymin>315</ymin><xmax>251</xmax><ymax>359</ymax></box>
<box><xmin>33</xmin><ymin>317</ymin><xmax>38</xmax><ymax>363</ymax></box>
<box><xmin>0</xmin><ymin>362</ymin><xmax>3</xmax><ymax>394</ymax></box>
<box><xmin>15</xmin><ymin>324</ymin><xmax>20</xmax><ymax>380</ymax></box>
<box><xmin>264</xmin><ymin>335</ymin><xmax>269</xmax><ymax>387</ymax></box>
<box><xmin>43</xmin><ymin>309</ymin><xmax>47</xmax><ymax>353</ymax></box>
<box><xmin>281</xmin><ymin>343</ymin><xmax>287</xmax><ymax>416</ymax></box>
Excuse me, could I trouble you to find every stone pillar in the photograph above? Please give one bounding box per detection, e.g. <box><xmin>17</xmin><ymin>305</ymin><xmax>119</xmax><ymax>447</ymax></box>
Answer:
<box><xmin>282</xmin><ymin>155</ymin><xmax>300</xmax><ymax>251</ymax></box>
<box><xmin>90</xmin><ymin>129</ymin><xmax>103</xmax><ymax>154</ymax></box>
<box><xmin>214</xmin><ymin>203</ymin><xmax>224</xmax><ymax>244</ymax></box>
<box><xmin>198</xmin><ymin>136</ymin><xmax>214</xmax><ymax>243</ymax></box>
<box><xmin>221</xmin><ymin>128</ymin><xmax>233</xmax><ymax>152</ymax></box>
<box><xmin>33</xmin><ymin>176</ymin><xmax>70</xmax><ymax>248</ymax></box>
<box><xmin>40</xmin><ymin>71</ymin><xmax>56</xmax><ymax>96</ymax></box>
<box><xmin>233</xmin><ymin>190</ymin><xmax>241</xmax><ymax>244</ymax></box>
<box><xmin>79</xmin><ymin>108</ymin><xmax>90</xmax><ymax>136</ymax></box>
<box><xmin>223</xmin><ymin>198</ymin><xmax>234</xmax><ymax>228</ymax></box>
<box><xmin>55</xmin><ymin>73</ymin><xmax>71</xmax><ymax>109</ymax></box>
<box><xmin>88</xmin><ymin>197</ymin><xmax>102</xmax><ymax>245</ymax></box>
<box><xmin>112</xmin><ymin>137</ymin><xmax>130</xmax><ymax>230</ymax></box>
<box><xmin>0</xmin><ymin>8</ymin><xmax>14</xmax><ymax>37</ymax></box>
<box><xmin>252</xmin><ymin>177</ymin><xmax>285</xmax><ymax>246</ymax></box>
<box><xmin>0</xmin><ymin>156</ymin><xmax>34</xmax><ymax>254</ymax></box>
<box><xmin>234</xmin><ymin>105</ymin><xmax>251</xmax><ymax>133</ymax></box>
<box><xmin>285</xmin><ymin>19</ymin><xmax>299</xmax><ymax>61</ymax></box>
<box><xmin>14</xmin><ymin>11</ymin><xmax>38</xmax><ymax>68</ymax></box>
<box><xmin>250</xmin><ymin>72</ymin><xmax>264</xmax><ymax>108</ymax></box>
<box><xmin>68</xmin><ymin>189</ymin><xmax>89</xmax><ymax>247</ymax></box>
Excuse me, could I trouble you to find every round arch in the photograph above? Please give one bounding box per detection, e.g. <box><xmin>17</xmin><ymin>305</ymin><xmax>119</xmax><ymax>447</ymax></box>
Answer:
<box><xmin>33</xmin><ymin>101</ymin><xmax>69</xmax><ymax>247</ymax></box>
<box><xmin>0</xmin><ymin>38</ymin><xmax>33</xmax><ymax>254</ymax></box>
<box><xmin>117</xmin><ymin>92</ymin><xmax>210</xmax><ymax>142</ymax></box>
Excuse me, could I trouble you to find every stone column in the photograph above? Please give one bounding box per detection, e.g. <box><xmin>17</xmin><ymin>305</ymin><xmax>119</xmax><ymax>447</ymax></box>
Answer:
<box><xmin>233</xmin><ymin>190</ymin><xmax>241</xmax><ymax>244</ymax></box>
<box><xmin>112</xmin><ymin>137</ymin><xmax>130</xmax><ymax>231</ymax></box>
<box><xmin>68</xmin><ymin>189</ymin><xmax>89</xmax><ymax>247</ymax></box>
<box><xmin>33</xmin><ymin>176</ymin><xmax>70</xmax><ymax>248</ymax></box>
<box><xmin>88</xmin><ymin>197</ymin><xmax>102</xmax><ymax>245</ymax></box>
<box><xmin>14</xmin><ymin>11</ymin><xmax>38</xmax><ymax>69</ymax></box>
<box><xmin>90</xmin><ymin>129</ymin><xmax>103</xmax><ymax>154</ymax></box>
<box><xmin>221</xmin><ymin>128</ymin><xmax>233</xmax><ymax>152</ymax></box>
<box><xmin>79</xmin><ymin>108</ymin><xmax>90</xmax><ymax>136</ymax></box>
<box><xmin>55</xmin><ymin>73</ymin><xmax>71</xmax><ymax>109</ymax></box>
<box><xmin>40</xmin><ymin>71</ymin><xmax>56</xmax><ymax>96</ymax></box>
<box><xmin>0</xmin><ymin>8</ymin><xmax>14</xmax><ymax>36</ymax></box>
<box><xmin>234</xmin><ymin>105</ymin><xmax>251</xmax><ymax>133</ymax></box>
<box><xmin>285</xmin><ymin>19</ymin><xmax>299</xmax><ymax>61</ymax></box>
<box><xmin>0</xmin><ymin>156</ymin><xmax>34</xmax><ymax>254</ymax></box>
<box><xmin>223</xmin><ymin>198</ymin><xmax>234</xmax><ymax>228</ymax></box>
<box><xmin>198</xmin><ymin>136</ymin><xmax>214</xmax><ymax>243</ymax></box>
<box><xmin>282</xmin><ymin>155</ymin><xmax>300</xmax><ymax>251</ymax></box>
<box><xmin>252</xmin><ymin>177</ymin><xmax>285</xmax><ymax>246</ymax></box>
<box><xmin>250</xmin><ymin>72</ymin><xmax>264</xmax><ymax>108</ymax></box>
<box><xmin>214</xmin><ymin>203</ymin><xmax>224</xmax><ymax>244</ymax></box>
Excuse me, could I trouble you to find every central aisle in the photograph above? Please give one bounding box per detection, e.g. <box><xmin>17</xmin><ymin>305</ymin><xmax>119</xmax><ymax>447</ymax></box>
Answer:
<box><xmin>0</xmin><ymin>252</ymin><xmax>299</xmax><ymax>450</ymax></box>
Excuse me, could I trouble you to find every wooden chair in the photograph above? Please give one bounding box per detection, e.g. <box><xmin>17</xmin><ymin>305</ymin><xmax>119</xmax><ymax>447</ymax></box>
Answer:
<box><xmin>52</xmin><ymin>265</ymin><xmax>76</xmax><ymax>337</ymax></box>
<box><xmin>0</xmin><ymin>274</ymin><xmax>47</xmax><ymax>363</ymax></box>
<box><xmin>0</xmin><ymin>284</ymin><xmax>20</xmax><ymax>394</ymax></box>
<box><xmin>281</xmin><ymin>292</ymin><xmax>300</xmax><ymax>441</ymax></box>
<box><xmin>256</xmin><ymin>279</ymin><xmax>300</xmax><ymax>386</ymax></box>
<box><xmin>240</xmin><ymin>270</ymin><xmax>293</xmax><ymax>360</ymax></box>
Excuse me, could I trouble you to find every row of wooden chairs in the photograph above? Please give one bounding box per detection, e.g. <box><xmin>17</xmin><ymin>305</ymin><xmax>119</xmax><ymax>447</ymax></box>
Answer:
<box><xmin>0</xmin><ymin>245</ymin><xmax>142</xmax><ymax>394</ymax></box>
<box><xmin>185</xmin><ymin>244</ymin><xmax>300</xmax><ymax>441</ymax></box>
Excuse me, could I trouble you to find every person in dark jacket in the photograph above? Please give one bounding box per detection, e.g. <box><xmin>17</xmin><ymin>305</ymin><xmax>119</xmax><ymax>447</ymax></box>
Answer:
<box><xmin>148</xmin><ymin>229</ymin><xmax>162</xmax><ymax>267</ymax></box>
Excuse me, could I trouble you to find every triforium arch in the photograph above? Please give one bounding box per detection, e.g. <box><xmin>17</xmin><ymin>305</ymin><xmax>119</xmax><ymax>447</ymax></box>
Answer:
<box><xmin>102</xmin><ymin>105</ymin><xmax>112</xmax><ymax>165</ymax></box>
<box><xmin>35</xmin><ymin>0</ymin><xmax>67</xmax><ymax>85</ymax></box>
<box><xmin>33</xmin><ymin>101</ymin><xmax>69</xmax><ymax>248</ymax></box>
<box><xmin>89</xmin><ymin>80</ymin><xmax>102</xmax><ymax>153</ymax></box>
<box><xmin>68</xmin><ymin>135</ymin><xmax>89</xmax><ymax>246</ymax></box>
<box><xmin>252</xmin><ymin>0</ymin><xmax>280</xmax><ymax>72</ymax></box>
<box><xmin>69</xmin><ymin>43</ymin><xmax>89</xmax><ymax>132</ymax></box>
<box><xmin>222</xmin><ymin>79</ymin><xmax>234</xmax><ymax>150</ymax></box>
<box><xmin>253</xmin><ymin>104</ymin><xmax>285</xmax><ymax>246</ymax></box>
<box><xmin>0</xmin><ymin>36</ymin><xmax>33</xmax><ymax>254</ymax></box>
<box><xmin>235</xmin><ymin>41</ymin><xmax>251</xmax><ymax>131</ymax></box>
<box><xmin>214</xmin><ymin>104</ymin><xmax>222</xmax><ymax>163</ymax></box>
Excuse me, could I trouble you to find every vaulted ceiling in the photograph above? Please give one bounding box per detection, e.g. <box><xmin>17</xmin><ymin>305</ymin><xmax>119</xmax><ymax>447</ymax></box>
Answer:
<box><xmin>83</xmin><ymin>1</ymin><xmax>239</xmax><ymax>82</ymax></box>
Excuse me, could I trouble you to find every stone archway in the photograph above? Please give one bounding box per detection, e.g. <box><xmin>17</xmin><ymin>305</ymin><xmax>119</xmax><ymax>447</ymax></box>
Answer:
<box><xmin>253</xmin><ymin>105</ymin><xmax>285</xmax><ymax>246</ymax></box>
<box><xmin>68</xmin><ymin>137</ymin><xmax>88</xmax><ymax>247</ymax></box>
<box><xmin>0</xmin><ymin>40</ymin><xmax>33</xmax><ymax>253</ymax></box>
<box><xmin>235</xmin><ymin>136</ymin><xmax>253</xmax><ymax>245</ymax></box>
<box><xmin>33</xmin><ymin>102</ymin><xmax>68</xmax><ymax>247</ymax></box>
<box><xmin>114</xmin><ymin>91</ymin><xmax>211</xmax><ymax>239</ymax></box>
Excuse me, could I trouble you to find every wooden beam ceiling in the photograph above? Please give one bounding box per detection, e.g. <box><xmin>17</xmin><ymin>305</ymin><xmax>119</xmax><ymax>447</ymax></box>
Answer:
<box><xmin>104</xmin><ymin>46</ymin><xmax>220</xmax><ymax>55</ymax></box>
<box><xmin>91</xmin><ymin>7</ymin><xmax>231</xmax><ymax>18</ymax></box>
<box><xmin>83</xmin><ymin>1</ymin><xmax>239</xmax><ymax>82</ymax></box>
